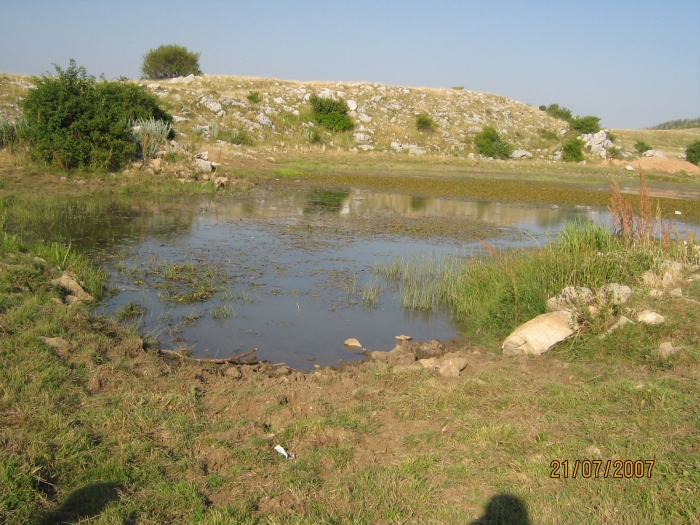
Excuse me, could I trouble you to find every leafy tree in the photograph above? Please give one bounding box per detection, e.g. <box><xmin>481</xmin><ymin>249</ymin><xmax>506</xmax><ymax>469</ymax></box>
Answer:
<box><xmin>308</xmin><ymin>94</ymin><xmax>353</xmax><ymax>132</ymax></box>
<box><xmin>21</xmin><ymin>60</ymin><xmax>172</xmax><ymax>171</ymax></box>
<box><xmin>562</xmin><ymin>139</ymin><xmax>584</xmax><ymax>162</ymax></box>
<box><xmin>141</xmin><ymin>44</ymin><xmax>201</xmax><ymax>79</ymax></box>
<box><xmin>545</xmin><ymin>104</ymin><xmax>573</xmax><ymax>121</ymax></box>
<box><xmin>570</xmin><ymin>115</ymin><xmax>601</xmax><ymax>134</ymax></box>
<box><xmin>474</xmin><ymin>126</ymin><xmax>512</xmax><ymax>159</ymax></box>
<box><xmin>416</xmin><ymin>114</ymin><xmax>436</xmax><ymax>132</ymax></box>
<box><xmin>686</xmin><ymin>140</ymin><xmax>700</xmax><ymax>166</ymax></box>
<box><xmin>634</xmin><ymin>140</ymin><xmax>652</xmax><ymax>154</ymax></box>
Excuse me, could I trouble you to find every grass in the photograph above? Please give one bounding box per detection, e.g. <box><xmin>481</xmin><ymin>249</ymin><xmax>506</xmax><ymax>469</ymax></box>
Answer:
<box><xmin>1</xmin><ymin>214</ymin><xmax>699</xmax><ymax>523</ymax></box>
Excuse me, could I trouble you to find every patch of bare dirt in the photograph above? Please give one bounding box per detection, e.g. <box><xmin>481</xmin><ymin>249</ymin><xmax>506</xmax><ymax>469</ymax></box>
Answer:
<box><xmin>630</xmin><ymin>157</ymin><xmax>700</xmax><ymax>175</ymax></box>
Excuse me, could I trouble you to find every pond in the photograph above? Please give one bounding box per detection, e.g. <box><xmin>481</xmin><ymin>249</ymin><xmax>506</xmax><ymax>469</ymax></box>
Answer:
<box><xmin>49</xmin><ymin>186</ymin><xmax>696</xmax><ymax>370</ymax></box>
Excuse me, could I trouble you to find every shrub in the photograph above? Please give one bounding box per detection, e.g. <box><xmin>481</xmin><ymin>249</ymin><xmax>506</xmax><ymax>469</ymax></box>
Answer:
<box><xmin>686</xmin><ymin>140</ymin><xmax>700</xmax><ymax>166</ymax></box>
<box><xmin>21</xmin><ymin>60</ymin><xmax>172</xmax><ymax>171</ymax></box>
<box><xmin>538</xmin><ymin>105</ymin><xmax>547</xmax><ymax>111</ymax></box>
<box><xmin>562</xmin><ymin>139</ymin><xmax>584</xmax><ymax>162</ymax></box>
<box><xmin>141</xmin><ymin>44</ymin><xmax>201</xmax><ymax>80</ymax></box>
<box><xmin>221</xmin><ymin>128</ymin><xmax>254</xmax><ymax>146</ymax></box>
<box><xmin>246</xmin><ymin>91</ymin><xmax>260</xmax><ymax>104</ymax></box>
<box><xmin>544</xmin><ymin>104</ymin><xmax>573</xmax><ymax>121</ymax></box>
<box><xmin>416</xmin><ymin>114</ymin><xmax>436</xmax><ymax>132</ymax></box>
<box><xmin>309</xmin><ymin>95</ymin><xmax>349</xmax><ymax>115</ymax></box>
<box><xmin>315</xmin><ymin>112</ymin><xmax>354</xmax><ymax>132</ymax></box>
<box><xmin>474</xmin><ymin>126</ymin><xmax>512</xmax><ymax>159</ymax></box>
<box><xmin>634</xmin><ymin>140</ymin><xmax>652</xmax><ymax>154</ymax></box>
<box><xmin>130</xmin><ymin>117</ymin><xmax>173</xmax><ymax>159</ymax></box>
<box><xmin>452</xmin><ymin>86</ymin><xmax>464</xmax><ymax>90</ymax></box>
<box><xmin>570</xmin><ymin>116</ymin><xmax>601</xmax><ymax>134</ymax></box>
<box><xmin>309</xmin><ymin>94</ymin><xmax>353</xmax><ymax>132</ymax></box>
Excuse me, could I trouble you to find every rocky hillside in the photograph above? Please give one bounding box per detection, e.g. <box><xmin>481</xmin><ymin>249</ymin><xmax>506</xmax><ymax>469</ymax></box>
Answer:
<box><xmin>2</xmin><ymin>72</ymin><xmax>699</xmax><ymax>169</ymax></box>
<box><xmin>148</xmin><ymin>74</ymin><xmax>569</xmax><ymax>159</ymax></box>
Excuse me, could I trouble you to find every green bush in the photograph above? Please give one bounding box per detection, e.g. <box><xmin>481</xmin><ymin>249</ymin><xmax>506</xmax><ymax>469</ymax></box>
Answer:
<box><xmin>309</xmin><ymin>94</ymin><xmax>353</xmax><ymax>132</ymax></box>
<box><xmin>20</xmin><ymin>60</ymin><xmax>172</xmax><ymax>171</ymax></box>
<box><xmin>562</xmin><ymin>139</ymin><xmax>584</xmax><ymax>162</ymax></box>
<box><xmin>544</xmin><ymin>104</ymin><xmax>573</xmax><ymax>121</ymax></box>
<box><xmin>141</xmin><ymin>44</ymin><xmax>201</xmax><ymax>79</ymax></box>
<box><xmin>246</xmin><ymin>91</ymin><xmax>261</xmax><ymax>104</ymax></box>
<box><xmin>309</xmin><ymin>95</ymin><xmax>349</xmax><ymax>115</ymax></box>
<box><xmin>416</xmin><ymin>114</ymin><xmax>436</xmax><ymax>132</ymax></box>
<box><xmin>686</xmin><ymin>140</ymin><xmax>700</xmax><ymax>166</ymax></box>
<box><xmin>315</xmin><ymin>112</ymin><xmax>354</xmax><ymax>132</ymax></box>
<box><xmin>570</xmin><ymin>116</ymin><xmax>601</xmax><ymax>134</ymax></box>
<box><xmin>634</xmin><ymin>140</ymin><xmax>652</xmax><ymax>154</ymax></box>
<box><xmin>221</xmin><ymin>128</ymin><xmax>254</xmax><ymax>146</ymax></box>
<box><xmin>474</xmin><ymin>126</ymin><xmax>512</xmax><ymax>159</ymax></box>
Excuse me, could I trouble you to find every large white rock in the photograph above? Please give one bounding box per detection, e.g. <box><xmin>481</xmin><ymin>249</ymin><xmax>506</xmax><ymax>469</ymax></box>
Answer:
<box><xmin>510</xmin><ymin>149</ymin><xmax>533</xmax><ymax>159</ymax></box>
<box><xmin>637</xmin><ymin>310</ymin><xmax>665</xmax><ymax>325</ymax></box>
<box><xmin>643</xmin><ymin>149</ymin><xmax>666</xmax><ymax>158</ymax></box>
<box><xmin>346</xmin><ymin>99</ymin><xmax>358</xmax><ymax>111</ymax></box>
<box><xmin>353</xmin><ymin>133</ymin><xmax>372</xmax><ymax>143</ymax></box>
<box><xmin>257</xmin><ymin>113</ymin><xmax>274</xmax><ymax>128</ymax></box>
<box><xmin>597</xmin><ymin>284</ymin><xmax>632</xmax><ymax>305</ymax></box>
<box><xmin>502</xmin><ymin>311</ymin><xmax>575</xmax><ymax>356</ymax></box>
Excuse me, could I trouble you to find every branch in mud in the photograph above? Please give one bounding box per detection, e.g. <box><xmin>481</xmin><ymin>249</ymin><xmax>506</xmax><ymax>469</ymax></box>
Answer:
<box><xmin>158</xmin><ymin>347</ymin><xmax>257</xmax><ymax>364</ymax></box>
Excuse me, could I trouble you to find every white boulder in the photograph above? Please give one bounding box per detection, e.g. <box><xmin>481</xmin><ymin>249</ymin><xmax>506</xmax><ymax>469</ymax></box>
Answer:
<box><xmin>502</xmin><ymin>311</ymin><xmax>575</xmax><ymax>356</ymax></box>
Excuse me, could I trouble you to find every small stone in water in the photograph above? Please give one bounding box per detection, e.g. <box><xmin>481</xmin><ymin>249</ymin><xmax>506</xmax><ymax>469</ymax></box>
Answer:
<box><xmin>344</xmin><ymin>338</ymin><xmax>362</xmax><ymax>349</ymax></box>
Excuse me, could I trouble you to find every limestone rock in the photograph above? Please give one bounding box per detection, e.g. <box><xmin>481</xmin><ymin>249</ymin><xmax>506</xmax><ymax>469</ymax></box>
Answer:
<box><xmin>637</xmin><ymin>310</ymin><xmax>665</xmax><ymax>325</ymax></box>
<box><xmin>547</xmin><ymin>286</ymin><xmax>593</xmax><ymax>313</ymax></box>
<box><xmin>509</xmin><ymin>149</ymin><xmax>533</xmax><ymax>159</ymax></box>
<box><xmin>653</xmin><ymin>342</ymin><xmax>680</xmax><ymax>359</ymax></box>
<box><xmin>194</xmin><ymin>158</ymin><xmax>213</xmax><ymax>172</ymax></box>
<box><xmin>597</xmin><ymin>284</ymin><xmax>632</xmax><ymax>305</ymax></box>
<box><xmin>643</xmin><ymin>149</ymin><xmax>666</xmax><ymax>158</ymax></box>
<box><xmin>353</xmin><ymin>133</ymin><xmax>372</xmax><ymax>143</ymax></box>
<box><xmin>600</xmin><ymin>316</ymin><xmax>634</xmax><ymax>338</ymax></box>
<box><xmin>439</xmin><ymin>357</ymin><xmax>468</xmax><ymax>378</ymax></box>
<box><xmin>502</xmin><ymin>311</ymin><xmax>575</xmax><ymax>356</ymax></box>
<box><xmin>51</xmin><ymin>273</ymin><xmax>93</xmax><ymax>301</ymax></box>
<box><xmin>214</xmin><ymin>177</ymin><xmax>229</xmax><ymax>189</ymax></box>
<box><xmin>344</xmin><ymin>338</ymin><xmax>362</xmax><ymax>349</ymax></box>
<box><xmin>395</xmin><ymin>334</ymin><xmax>413</xmax><ymax>341</ymax></box>
<box><xmin>39</xmin><ymin>336</ymin><xmax>72</xmax><ymax>357</ymax></box>
<box><xmin>257</xmin><ymin>113</ymin><xmax>274</xmax><ymax>128</ymax></box>
<box><xmin>346</xmin><ymin>100</ymin><xmax>358</xmax><ymax>111</ymax></box>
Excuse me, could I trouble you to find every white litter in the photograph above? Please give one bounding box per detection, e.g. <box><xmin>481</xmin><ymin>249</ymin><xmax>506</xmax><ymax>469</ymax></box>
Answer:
<box><xmin>274</xmin><ymin>445</ymin><xmax>294</xmax><ymax>459</ymax></box>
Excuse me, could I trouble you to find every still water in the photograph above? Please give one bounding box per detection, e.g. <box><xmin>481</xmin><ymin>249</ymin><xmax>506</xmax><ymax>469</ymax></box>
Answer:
<box><xmin>51</xmin><ymin>187</ymin><xmax>650</xmax><ymax>370</ymax></box>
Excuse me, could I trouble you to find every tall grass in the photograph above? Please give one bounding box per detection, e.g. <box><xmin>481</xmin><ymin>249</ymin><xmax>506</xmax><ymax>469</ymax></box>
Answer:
<box><xmin>376</xmin><ymin>222</ymin><xmax>681</xmax><ymax>340</ymax></box>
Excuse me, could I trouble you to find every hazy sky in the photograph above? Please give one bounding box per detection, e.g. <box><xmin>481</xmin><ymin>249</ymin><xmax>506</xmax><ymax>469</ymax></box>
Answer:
<box><xmin>1</xmin><ymin>0</ymin><xmax>698</xmax><ymax>129</ymax></box>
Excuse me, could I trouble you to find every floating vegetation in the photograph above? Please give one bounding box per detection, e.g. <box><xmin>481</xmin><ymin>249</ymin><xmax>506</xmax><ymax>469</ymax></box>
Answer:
<box><xmin>212</xmin><ymin>304</ymin><xmax>235</xmax><ymax>320</ymax></box>
<box><xmin>115</xmin><ymin>301</ymin><xmax>146</xmax><ymax>320</ymax></box>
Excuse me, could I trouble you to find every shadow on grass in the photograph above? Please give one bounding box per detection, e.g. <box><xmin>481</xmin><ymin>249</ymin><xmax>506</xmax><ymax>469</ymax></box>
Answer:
<box><xmin>39</xmin><ymin>481</ymin><xmax>128</xmax><ymax>525</ymax></box>
<box><xmin>470</xmin><ymin>493</ymin><xmax>531</xmax><ymax>525</ymax></box>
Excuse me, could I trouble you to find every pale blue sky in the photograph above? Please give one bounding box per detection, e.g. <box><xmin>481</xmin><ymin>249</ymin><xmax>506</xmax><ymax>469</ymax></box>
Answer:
<box><xmin>1</xmin><ymin>0</ymin><xmax>698</xmax><ymax>129</ymax></box>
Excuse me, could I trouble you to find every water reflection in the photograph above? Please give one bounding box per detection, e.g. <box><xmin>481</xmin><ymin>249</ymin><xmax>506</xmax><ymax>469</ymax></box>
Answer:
<box><xmin>16</xmin><ymin>187</ymin><xmax>697</xmax><ymax>370</ymax></box>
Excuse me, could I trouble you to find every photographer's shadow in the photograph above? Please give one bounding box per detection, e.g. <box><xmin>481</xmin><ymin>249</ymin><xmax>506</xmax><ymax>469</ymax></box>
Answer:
<box><xmin>469</xmin><ymin>493</ymin><xmax>531</xmax><ymax>525</ymax></box>
<box><xmin>39</xmin><ymin>481</ymin><xmax>127</xmax><ymax>525</ymax></box>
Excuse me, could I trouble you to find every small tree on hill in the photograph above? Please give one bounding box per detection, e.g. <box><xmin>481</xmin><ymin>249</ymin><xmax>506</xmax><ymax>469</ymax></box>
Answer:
<box><xmin>141</xmin><ymin>44</ymin><xmax>201</xmax><ymax>79</ymax></box>
<box><xmin>686</xmin><ymin>140</ymin><xmax>700</xmax><ymax>166</ymax></box>
<box><xmin>474</xmin><ymin>126</ymin><xmax>512</xmax><ymax>159</ymax></box>
<box><xmin>562</xmin><ymin>139</ymin><xmax>584</xmax><ymax>162</ymax></box>
<box><xmin>309</xmin><ymin>94</ymin><xmax>353</xmax><ymax>132</ymax></box>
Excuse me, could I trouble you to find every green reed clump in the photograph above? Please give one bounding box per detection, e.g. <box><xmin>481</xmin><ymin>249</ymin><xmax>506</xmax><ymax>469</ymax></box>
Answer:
<box><xmin>376</xmin><ymin>222</ymin><xmax>671</xmax><ymax>340</ymax></box>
